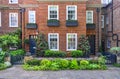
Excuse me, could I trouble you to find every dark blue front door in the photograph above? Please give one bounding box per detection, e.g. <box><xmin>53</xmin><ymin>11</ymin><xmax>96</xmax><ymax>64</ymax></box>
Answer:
<box><xmin>88</xmin><ymin>35</ymin><xmax>95</xmax><ymax>55</ymax></box>
<box><xmin>29</xmin><ymin>35</ymin><xmax>37</xmax><ymax>55</ymax></box>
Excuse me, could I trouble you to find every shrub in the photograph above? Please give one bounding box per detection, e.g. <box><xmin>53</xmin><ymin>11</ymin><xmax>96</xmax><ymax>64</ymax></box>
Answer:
<box><xmin>77</xmin><ymin>35</ymin><xmax>90</xmax><ymax>56</ymax></box>
<box><xmin>69</xmin><ymin>59</ymin><xmax>79</xmax><ymax>69</ymax></box>
<box><xmin>60</xmin><ymin>59</ymin><xmax>69</xmax><ymax>68</ymax></box>
<box><xmin>113</xmin><ymin>63</ymin><xmax>120</xmax><ymax>67</ymax></box>
<box><xmin>0</xmin><ymin>63</ymin><xmax>7</xmax><ymax>70</ymax></box>
<box><xmin>36</xmin><ymin>33</ymin><xmax>48</xmax><ymax>57</ymax></box>
<box><xmin>10</xmin><ymin>49</ymin><xmax>25</xmax><ymax>56</ymax></box>
<box><xmin>87</xmin><ymin>64</ymin><xmax>100</xmax><ymax>70</ymax></box>
<box><xmin>70</xmin><ymin>50</ymin><xmax>83</xmax><ymax>57</ymax></box>
<box><xmin>40</xmin><ymin>59</ymin><xmax>51</xmax><ymax>67</ymax></box>
<box><xmin>4</xmin><ymin>61</ymin><xmax>11</xmax><ymax>68</ymax></box>
<box><xmin>50</xmin><ymin>62</ymin><xmax>60</xmax><ymax>71</ymax></box>
<box><xmin>44</xmin><ymin>50</ymin><xmax>66</xmax><ymax>57</ymax></box>
<box><xmin>89</xmin><ymin>59</ymin><xmax>98</xmax><ymax>64</ymax></box>
<box><xmin>0</xmin><ymin>51</ymin><xmax>5</xmax><ymax>63</ymax></box>
<box><xmin>80</xmin><ymin>60</ymin><xmax>89</xmax><ymax>66</ymax></box>
<box><xmin>98</xmin><ymin>56</ymin><xmax>106</xmax><ymax>65</ymax></box>
<box><xmin>26</xmin><ymin>59</ymin><xmax>40</xmax><ymax>66</ymax></box>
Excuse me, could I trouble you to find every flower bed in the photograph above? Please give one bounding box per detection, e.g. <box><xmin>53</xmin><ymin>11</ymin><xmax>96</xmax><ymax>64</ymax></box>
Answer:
<box><xmin>23</xmin><ymin>56</ymin><xmax>107</xmax><ymax>71</ymax></box>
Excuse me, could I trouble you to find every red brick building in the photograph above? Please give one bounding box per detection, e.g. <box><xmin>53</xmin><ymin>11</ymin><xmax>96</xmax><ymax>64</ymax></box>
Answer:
<box><xmin>0</xmin><ymin>0</ymin><xmax>24</xmax><ymax>34</ymax></box>
<box><xmin>102</xmin><ymin>0</ymin><xmax>120</xmax><ymax>51</ymax></box>
<box><xmin>21</xmin><ymin>0</ymin><xmax>102</xmax><ymax>55</ymax></box>
<box><xmin>0</xmin><ymin>0</ymin><xmax>102</xmax><ymax>55</ymax></box>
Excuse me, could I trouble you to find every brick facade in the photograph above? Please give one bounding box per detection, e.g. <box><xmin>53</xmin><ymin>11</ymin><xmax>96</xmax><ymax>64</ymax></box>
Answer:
<box><xmin>0</xmin><ymin>0</ymin><xmax>102</xmax><ymax>54</ymax></box>
<box><xmin>102</xmin><ymin>0</ymin><xmax>120</xmax><ymax>51</ymax></box>
<box><xmin>0</xmin><ymin>0</ymin><xmax>23</xmax><ymax>34</ymax></box>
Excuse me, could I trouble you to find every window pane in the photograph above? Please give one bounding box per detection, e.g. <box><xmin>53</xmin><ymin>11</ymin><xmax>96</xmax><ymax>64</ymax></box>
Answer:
<box><xmin>67</xmin><ymin>34</ymin><xmax>77</xmax><ymax>50</ymax></box>
<box><xmin>10</xmin><ymin>13</ymin><xmax>18</xmax><ymax>27</ymax></box>
<box><xmin>68</xmin><ymin>6</ymin><xmax>76</xmax><ymax>20</ymax></box>
<box><xmin>86</xmin><ymin>11</ymin><xmax>93</xmax><ymax>23</ymax></box>
<box><xmin>49</xmin><ymin>34</ymin><xmax>58</xmax><ymax>50</ymax></box>
<box><xmin>49</xmin><ymin>6</ymin><xmax>58</xmax><ymax>19</ymax></box>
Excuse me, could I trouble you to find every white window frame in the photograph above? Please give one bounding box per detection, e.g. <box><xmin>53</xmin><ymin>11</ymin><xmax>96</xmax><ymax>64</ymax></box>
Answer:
<box><xmin>48</xmin><ymin>33</ymin><xmax>59</xmax><ymax>51</ymax></box>
<box><xmin>0</xmin><ymin>12</ymin><xmax>1</xmax><ymax>27</ymax></box>
<box><xmin>9</xmin><ymin>13</ymin><xmax>18</xmax><ymax>27</ymax></box>
<box><xmin>101</xmin><ymin>15</ymin><xmax>104</xmax><ymax>28</ymax></box>
<box><xmin>66</xmin><ymin>33</ymin><xmax>77</xmax><ymax>51</ymax></box>
<box><xmin>48</xmin><ymin>5</ymin><xmax>59</xmax><ymax>20</ymax></box>
<box><xmin>9</xmin><ymin>0</ymin><xmax>18</xmax><ymax>4</ymax></box>
<box><xmin>107</xmin><ymin>40</ymin><xmax>111</xmax><ymax>48</ymax></box>
<box><xmin>66</xmin><ymin>5</ymin><xmax>77</xmax><ymax>20</ymax></box>
<box><xmin>86</xmin><ymin>11</ymin><xmax>93</xmax><ymax>24</ymax></box>
<box><xmin>28</xmin><ymin>11</ymin><xmax>36</xmax><ymax>23</ymax></box>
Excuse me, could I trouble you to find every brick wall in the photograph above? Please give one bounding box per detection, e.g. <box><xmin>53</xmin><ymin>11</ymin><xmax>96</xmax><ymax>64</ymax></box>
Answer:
<box><xmin>22</xmin><ymin>0</ymin><xmax>101</xmax><ymax>52</ymax></box>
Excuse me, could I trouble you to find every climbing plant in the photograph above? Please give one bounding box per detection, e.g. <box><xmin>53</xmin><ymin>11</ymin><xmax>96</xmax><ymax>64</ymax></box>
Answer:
<box><xmin>36</xmin><ymin>33</ymin><xmax>48</xmax><ymax>57</ymax></box>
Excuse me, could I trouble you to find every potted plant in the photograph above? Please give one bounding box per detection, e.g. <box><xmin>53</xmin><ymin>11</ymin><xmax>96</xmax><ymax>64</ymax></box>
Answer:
<box><xmin>26</xmin><ymin>23</ymin><xmax>37</xmax><ymax>29</ymax></box>
<box><xmin>47</xmin><ymin>19</ymin><xmax>60</xmax><ymax>26</ymax></box>
<box><xmin>66</xmin><ymin>20</ymin><xmax>78</xmax><ymax>27</ymax></box>
<box><xmin>86</xmin><ymin>23</ymin><xmax>96</xmax><ymax>29</ymax></box>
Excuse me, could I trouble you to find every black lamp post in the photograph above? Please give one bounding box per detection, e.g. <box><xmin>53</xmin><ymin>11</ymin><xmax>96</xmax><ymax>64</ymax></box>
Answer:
<box><xmin>96</xmin><ymin>8</ymin><xmax>100</xmax><ymax>52</ymax></box>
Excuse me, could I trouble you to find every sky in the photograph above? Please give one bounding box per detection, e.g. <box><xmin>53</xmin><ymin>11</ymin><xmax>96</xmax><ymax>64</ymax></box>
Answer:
<box><xmin>101</xmin><ymin>0</ymin><xmax>112</xmax><ymax>4</ymax></box>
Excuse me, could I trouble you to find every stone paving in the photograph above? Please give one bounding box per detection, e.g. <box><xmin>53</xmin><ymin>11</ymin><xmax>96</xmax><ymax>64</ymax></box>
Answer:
<box><xmin>0</xmin><ymin>65</ymin><xmax>120</xmax><ymax>79</ymax></box>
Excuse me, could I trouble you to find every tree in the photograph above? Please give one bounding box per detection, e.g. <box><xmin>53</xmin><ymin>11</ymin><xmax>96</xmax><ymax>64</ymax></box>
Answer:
<box><xmin>36</xmin><ymin>33</ymin><xmax>48</xmax><ymax>57</ymax></box>
<box><xmin>77</xmin><ymin>35</ymin><xmax>90</xmax><ymax>57</ymax></box>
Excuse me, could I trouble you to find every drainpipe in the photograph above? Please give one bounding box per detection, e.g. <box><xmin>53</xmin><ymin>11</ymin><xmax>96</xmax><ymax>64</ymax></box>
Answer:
<box><xmin>96</xmin><ymin>8</ymin><xmax>100</xmax><ymax>51</ymax></box>
<box><xmin>20</xmin><ymin>8</ymin><xmax>25</xmax><ymax>48</ymax></box>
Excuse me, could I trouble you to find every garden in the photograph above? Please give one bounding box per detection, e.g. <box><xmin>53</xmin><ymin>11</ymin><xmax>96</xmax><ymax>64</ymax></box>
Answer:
<box><xmin>0</xmin><ymin>29</ymin><xmax>25</xmax><ymax>70</ymax></box>
<box><xmin>22</xmin><ymin>33</ymin><xmax>107</xmax><ymax>71</ymax></box>
<box><xmin>23</xmin><ymin>56</ymin><xmax>107</xmax><ymax>71</ymax></box>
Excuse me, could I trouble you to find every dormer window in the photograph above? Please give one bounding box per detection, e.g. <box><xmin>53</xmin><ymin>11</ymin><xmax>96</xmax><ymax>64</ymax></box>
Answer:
<box><xmin>9</xmin><ymin>0</ymin><xmax>18</xmax><ymax>4</ymax></box>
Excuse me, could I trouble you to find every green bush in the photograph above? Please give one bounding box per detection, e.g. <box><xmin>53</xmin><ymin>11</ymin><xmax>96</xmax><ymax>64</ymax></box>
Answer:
<box><xmin>113</xmin><ymin>63</ymin><xmax>120</xmax><ymax>67</ymax></box>
<box><xmin>98</xmin><ymin>56</ymin><xmax>106</xmax><ymax>65</ymax></box>
<box><xmin>44</xmin><ymin>50</ymin><xmax>66</xmax><ymax>57</ymax></box>
<box><xmin>71</xmin><ymin>50</ymin><xmax>83</xmax><ymax>57</ymax></box>
<box><xmin>60</xmin><ymin>59</ymin><xmax>69</xmax><ymax>68</ymax></box>
<box><xmin>50</xmin><ymin>62</ymin><xmax>60</xmax><ymax>71</ymax></box>
<box><xmin>89</xmin><ymin>59</ymin><xmax>98</xmax><ymax>64</ymax></box>
<box><xmin>40</xmin><ymin>59</ymin><xmax>51</xmax><ymax>67</ymax></box>
<box><xmin>0</xmin><ymin>51</ymin><xmax>5</xmax><ymax>63</ymax></box>
<box><xmin>26</xmin><ymin>59</ymin><xmax>40</xmax><ymax>66</ymax></box>
<box><xmin>87</xmin><ymin>64</ymin><xmax>100</xmax><ymax>70</ymax></box>
<box><xmin>22</xmin><ymin>58</ymin><xmax>107</xmax><ymax>71</ymax></box>
<box><xmin>4</xmin><ymin>62</ymin><xmax>11</xmax><ymax>68</ymax></box>
<box><xmin>10</xmin><ymin>49</ymin><xmax>25</xmax><ymax>56</ymax></box>
<box><xmin>80</xmin><ymin>60</ymin><xmax>89</xmax><ymax>66</ymax></box>
<box><xmin>69</xmin><ymin>59</ymin><xmax>79</xmax><ymax>69</ymax></box>
<box><xmin>0</xmin><ymin>63</ymin><xmax>7</xmax><ymax>70</ymax></box>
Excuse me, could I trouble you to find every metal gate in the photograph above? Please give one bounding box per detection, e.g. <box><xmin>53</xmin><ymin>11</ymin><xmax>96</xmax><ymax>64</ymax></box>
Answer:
<box><xmin>29</xmin><ymin>35</ymin><xmax>37</xmax><ymax>55</ymax></box>
<box><xmin>88</xmin><ymin>35</ymin><xmax>95</xmax><ymax>55</ymax></box>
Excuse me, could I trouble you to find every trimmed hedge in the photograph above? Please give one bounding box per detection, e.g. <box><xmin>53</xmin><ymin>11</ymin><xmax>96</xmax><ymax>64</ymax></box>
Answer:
<box><xmin>44</xmin><ymin>50</ymin><xmax>66</xmax><ymax>57</ymax></box>
<box><xmin>70</xmin><ymin>50</ymin><xmax>83</xmax><ymax>57</ymax></box>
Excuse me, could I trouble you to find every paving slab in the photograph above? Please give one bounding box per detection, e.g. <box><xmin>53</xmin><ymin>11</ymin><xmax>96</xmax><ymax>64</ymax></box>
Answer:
<box><xmin>0</xmin><ymin>65</ymin><xmax>120</xmax><ymax>79</ymax></box>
